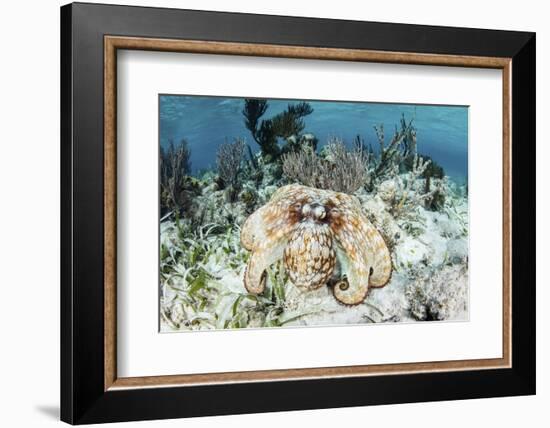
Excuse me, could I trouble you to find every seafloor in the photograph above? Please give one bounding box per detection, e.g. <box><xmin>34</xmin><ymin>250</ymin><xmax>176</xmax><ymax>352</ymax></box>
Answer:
<box><xmin>159</xmin><ymin>144</ymin><xmax>468</xmax><ymax>332</ymax></box>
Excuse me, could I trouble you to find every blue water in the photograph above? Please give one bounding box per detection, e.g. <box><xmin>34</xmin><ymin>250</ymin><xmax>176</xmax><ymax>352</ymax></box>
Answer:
<box><xmin>160</xmin><ymin>95</ymin><xmax>468</xmax><ymax>181</ymax></box>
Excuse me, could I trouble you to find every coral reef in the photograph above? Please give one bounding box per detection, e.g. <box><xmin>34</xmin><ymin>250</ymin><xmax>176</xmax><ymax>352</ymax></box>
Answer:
<box><xmin>159</xmin><ymin>109</ymin><xmax>468</xmax><ymax>331</ymax></box>
<box><xmin>380</xmin><ymin>154</ymin><xmax>439</xmax><ymax>218</ymax></box>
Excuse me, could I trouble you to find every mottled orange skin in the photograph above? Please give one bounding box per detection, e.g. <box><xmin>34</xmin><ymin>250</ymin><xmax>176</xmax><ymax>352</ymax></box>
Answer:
<box><xmin>284</xmin><ymin>221</ymin><xmax>336</xmax><ymax>290</ymax></box>
<box><xmin>241</xmin><ymin>184</ymin><xmax>392</xmax><ymax>305</ymax></box>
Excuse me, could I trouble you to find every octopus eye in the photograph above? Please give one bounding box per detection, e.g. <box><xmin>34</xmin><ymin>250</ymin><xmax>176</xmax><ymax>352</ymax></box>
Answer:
<box><xmin>301</xmin><ymin>203</ymin><xmax>312</xmax><ymax>217</ymax></box>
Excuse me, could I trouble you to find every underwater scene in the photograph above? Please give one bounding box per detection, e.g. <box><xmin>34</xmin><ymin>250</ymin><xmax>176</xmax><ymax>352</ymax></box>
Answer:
<box><xmin>159</xmin><ymin>95</ymin><xmax>469</xmax><ymax>332</ymax></box>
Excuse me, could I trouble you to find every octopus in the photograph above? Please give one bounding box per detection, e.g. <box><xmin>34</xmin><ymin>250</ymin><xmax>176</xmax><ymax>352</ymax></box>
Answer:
<box><xmin>240</xmin><ymin>184</ymin><xmax>392</xmax><ymax>305</ymax></box>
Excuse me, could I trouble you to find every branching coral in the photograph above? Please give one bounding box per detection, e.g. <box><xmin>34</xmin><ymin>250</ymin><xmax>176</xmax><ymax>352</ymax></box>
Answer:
<box><xmin>280</xmin><ymin>146</ymin><xmax>319</xmax><ymax>187</ymax></box>
<box><xmin>281</xmin><ymin>138</ymin><xmax>371</xmax><ymax>194</ymax></box>
<box><xmin>378</xmin><ymin>154</ymin><xmax>446</xmax><ymax>219</ymax></box>
<box><xmin>417</xmin><ymin>154</ymin><xmax>446</xmax><ymax>210</ymax></box>
<box><xmin>362</xmin><ymin>115</ymin><xmax>448</xmax><ymax>215</ymax></box>
<box><xmin>371</xmin><ymin>115</ymin><xmax>416</xmax><ymax>181</ymax></box>
<box><xmin>242</xmin><ymin>99</ymin><xmax>314</xmax><ymax>160</ymax></box>
<box><xmin>160</xmin><ymin>138</ymin><xmax>192</xmax><ymax>214</ymax></box>
<box><xmin>271</xmin><ymin>102</ymin><xmax>313</xmax><ymax>139</ymax></box>
<box><xmin>322</xmin><ymin>137</ymin><xmax>373</xmax><ymax>192</ymax></box>
<box><xmin>242</xmin><ymin>99</ymin><xmax>278</xmax><ymax>158</ymax></box>
<box><xmin>216</xmin><ymin>138</ymin><xmax>246</xmax><ymax>202</ymax></box>
<box><xmin>284</xmin><ymin>133</ymin><xmax>318</xmax><ymax>153</ymax></box>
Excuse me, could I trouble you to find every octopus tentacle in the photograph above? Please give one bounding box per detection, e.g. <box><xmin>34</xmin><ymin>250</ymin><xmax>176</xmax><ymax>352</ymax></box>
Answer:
<box><xmin>332</xmin><ymin>245</ymin><xmax>371</xmax><ymax>305</ymax></box>
<box><xmin>328</xmin><ymin>193</ymin><xmax>392</xmax><ymax>290</ymax></box>
<box><xmin>356</xmin><ymin>214</ymin><xmax>392</xmax><ymax>287</ymax></box>
<box><xmin>241</xmin><ymin>184</ymin><xmax>306</xmax><ymax>293</ymax></box>
<box><xmin>244</xmin><ymin>241</ymin><xmax>285</xmax><ymax>294</ymax></box>
<box><xmin>329</xmin><ymin>207</ymin><xmax>375</xmax><ymax>304</ymax></box>
<box><xmin>240</xmin><ymin>184</ymin><xmax>303</xmax><ymax>251</ymax></box>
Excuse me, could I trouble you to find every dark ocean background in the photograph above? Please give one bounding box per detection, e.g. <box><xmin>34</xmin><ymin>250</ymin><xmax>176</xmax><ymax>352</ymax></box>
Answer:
<box><xmin>159</xmin><ymin>95</ymin><xmax>468</xmax><ymax>181</ymax></box>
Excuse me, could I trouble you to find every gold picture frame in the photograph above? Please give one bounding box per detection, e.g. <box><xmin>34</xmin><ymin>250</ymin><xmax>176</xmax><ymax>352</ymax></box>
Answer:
<box><xmin>104</xmin><ymin>36</ymin><xmax>512</xmax><ymax>391</ymax></box>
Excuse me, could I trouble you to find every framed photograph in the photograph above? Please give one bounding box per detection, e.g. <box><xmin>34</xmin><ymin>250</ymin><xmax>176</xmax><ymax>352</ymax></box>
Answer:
<box><xmin>60</xmin><ymin>2</ymin><xmax>535</xmax><ymax>424</ymax></box>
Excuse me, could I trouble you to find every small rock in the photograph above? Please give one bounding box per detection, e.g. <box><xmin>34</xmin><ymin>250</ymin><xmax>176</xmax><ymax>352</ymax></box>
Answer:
<box><xmin>446</xmin><ymin>238</ymin><xmax>468</xmax><ymax>264</ymax></box>
<box><xmin>377</xmin><ymin>179</ymin><xmax>397</xmax><ymax>203</ymax></box>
